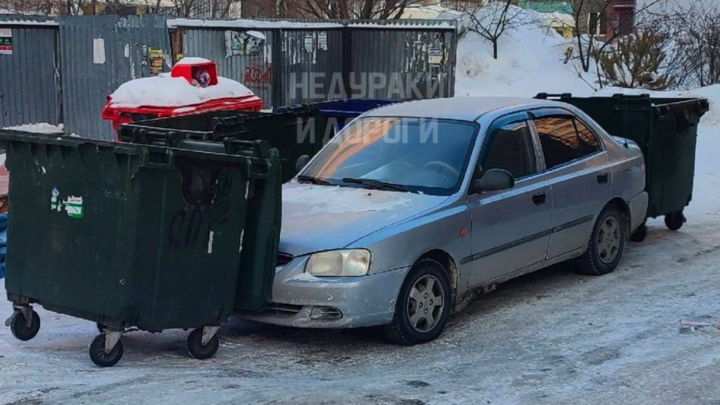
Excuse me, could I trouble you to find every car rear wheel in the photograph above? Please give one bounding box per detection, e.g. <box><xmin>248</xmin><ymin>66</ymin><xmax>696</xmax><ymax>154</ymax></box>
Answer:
<box><xmin>383</xmin><ymin>259</ymin><xmax>452</xmax><ymax>345</ymax></box>
<box><xmin>577</xmin><ymin>205</ymin><xmax>626</xmax><ymax>276</ymax></box>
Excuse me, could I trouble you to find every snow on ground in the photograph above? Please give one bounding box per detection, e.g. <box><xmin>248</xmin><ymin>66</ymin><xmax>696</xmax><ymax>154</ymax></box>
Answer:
<box><xmin>1</xmin><ymin>123</ymin><xmax>64</xmax><ymax>134</ymax></box>
<box><xmin>450</xmin><ymin>7</ymin><xmax>594</xmax><ymax>98</ymax></box>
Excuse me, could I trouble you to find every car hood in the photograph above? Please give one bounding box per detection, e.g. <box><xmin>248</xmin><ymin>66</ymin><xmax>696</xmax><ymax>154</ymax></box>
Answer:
<box><xmin>279</xmin><ymin>182</ymin><xmax>447</xmax><ymax>257</ymax></box>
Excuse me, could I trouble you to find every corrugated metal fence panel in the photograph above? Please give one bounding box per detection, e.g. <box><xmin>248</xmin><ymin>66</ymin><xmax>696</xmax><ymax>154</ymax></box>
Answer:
<box><xmin>253</xmin><ymin>18</ymin><xmax>457</xmax><ymax>30</ymax></box>
<box><xmin>351</xmin><ymin>29</ymin><xmax>455</xmax><ymax>100</ymax></box>
<box><xmin>183</xmin><ymin>28</ymin><xmax>274</xmax><ymax>107</ymax></box>
<box><xmin>60</xmin><ymin>15</ymin><xmax>171</xmax><ymax>140</ymax></box>
<box><xmin>280</xmin><ymin>29</ymin><xmax>343</xmax><ymax>106</ymax></box>
<box><xmin>0</xmin><ymin>20</ymin><xmax>60</xmax><ymax>128</ymax></box>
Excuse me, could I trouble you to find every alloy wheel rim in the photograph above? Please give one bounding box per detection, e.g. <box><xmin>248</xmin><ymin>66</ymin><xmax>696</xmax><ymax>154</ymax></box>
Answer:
<box><xmin>597</xmin><ymin>217</ymin><xmax>621</xmax><ymax>264</ymax></box>
<box><xmin>407</xmin><ymin>275</ymin><xmax>445</xmax><ymax>333</ymax></box>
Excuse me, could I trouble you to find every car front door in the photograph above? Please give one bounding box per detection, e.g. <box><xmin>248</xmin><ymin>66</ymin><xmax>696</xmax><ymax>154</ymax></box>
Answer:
<box><xmin>529</xmin><ymin>109</ymin><xmax>612</xmax><ymax>259</ymax></box>
<box><xmin>466</xmin><ymin>112</ymin><xmax>553</xmax><ymax>287</ymax></box>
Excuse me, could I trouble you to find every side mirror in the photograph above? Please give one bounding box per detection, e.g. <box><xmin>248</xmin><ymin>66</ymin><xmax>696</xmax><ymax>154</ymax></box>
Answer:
<box><xmin>296</xmin><ymin>155</ymin><xmax>311</xmax><ymax>173</ymax></box>
<box><xmin>471</xmin><ymin>169</ymin><xmax>515</xmax><ymax>194</ymax></box>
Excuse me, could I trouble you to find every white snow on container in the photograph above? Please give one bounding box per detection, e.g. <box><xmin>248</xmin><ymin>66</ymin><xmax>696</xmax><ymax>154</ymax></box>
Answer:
<box><xmin>108</xmin><ymin>73</ymin><xmax>254</xmax><ymax>108</ymax></box>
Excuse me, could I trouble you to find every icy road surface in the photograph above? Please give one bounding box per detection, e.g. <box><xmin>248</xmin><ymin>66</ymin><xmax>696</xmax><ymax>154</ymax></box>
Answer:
<box><xmin>1</xmin><ymin>122</ymin><xmax>719</xmax><ymax>404</ymax></box>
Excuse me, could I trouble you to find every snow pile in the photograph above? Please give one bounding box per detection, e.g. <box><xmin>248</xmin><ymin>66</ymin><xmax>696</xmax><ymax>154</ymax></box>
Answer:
<box><xmin>2</xmin><ymin>123</ymin><xmax>64</xmax><ymax>134</ymax></box>
<box><xmin>174</xmin><ymin>57</ymin><xmax>212</xmax><ymax>66</ymax></box>
<box><xmin>445</xmin><ymin>5</ymin><xmax>593</xmax><ymax>97</ymax></box>
<box><xmin>108</xmin><ymin>65</ymin><xmax>254</xmax><ymax>108</ymax></box>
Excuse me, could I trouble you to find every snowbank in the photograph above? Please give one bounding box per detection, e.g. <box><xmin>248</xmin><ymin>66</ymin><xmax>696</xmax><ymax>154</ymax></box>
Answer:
<box><xmin>108</xmin><ymin>73</ymin><xmax>254</xmax><ymax>108</ymax></box>
<box><xmin>2</xmin><ymin>123</ymin><xmax>64</xmax><ymax>134</ymax></box>
<box><xmin>447</xmin><ymin>6</ymin><xmax>593</xmax><ymax>98</ymax></box>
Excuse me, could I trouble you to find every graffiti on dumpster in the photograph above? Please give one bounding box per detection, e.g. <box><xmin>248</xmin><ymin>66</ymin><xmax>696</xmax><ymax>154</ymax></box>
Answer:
<box><xmin>168</xmin><ymin>173</ymin><xmax>232</xmax><ymax>253</ymax></box>
<box><xmin>168</xmin><ymin>208</ymin><xmax>205</xmax><ymax>249</ymax></box>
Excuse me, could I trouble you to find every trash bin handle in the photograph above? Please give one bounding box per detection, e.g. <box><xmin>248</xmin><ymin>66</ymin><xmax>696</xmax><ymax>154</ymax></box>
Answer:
<box><xmin>247</xmin><ymin>159</ymin><xmax>271</xmax><ymax>180</ymax></box>
<box><xmin>141</xmin><ymin>149</ymin><xmax>175</xmax><ymax>169</ymax></box>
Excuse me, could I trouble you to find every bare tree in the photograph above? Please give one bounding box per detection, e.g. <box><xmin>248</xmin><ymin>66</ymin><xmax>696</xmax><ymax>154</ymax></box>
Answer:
<box><xmin>566</xmin><ymin>0</ymin><xmax>664</xmax><ymax>76</ymax></box>
<box><xmin>462</xmin><ymin>0</ymin><xmax>525</xmax><ymax>60</ymax></box>
<box><xmin>293</xmin><ymin>0</ymin><xmax>434</xmax><ymax>20</ymax></box>
<box><xmin>661</xmin><ymin>0</ymin><xmax>720</xmax><ymax>88</ymax></box>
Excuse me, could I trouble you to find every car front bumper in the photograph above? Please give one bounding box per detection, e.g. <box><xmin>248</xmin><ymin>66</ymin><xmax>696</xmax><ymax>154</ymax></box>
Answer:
<box><xmin>236</xmin><ymin>257</ymin><xmax>411</xmax><ymax>329</ymax></box>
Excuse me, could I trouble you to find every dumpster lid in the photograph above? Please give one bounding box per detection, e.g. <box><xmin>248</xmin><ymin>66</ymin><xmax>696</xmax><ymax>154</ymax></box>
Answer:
<box><xmin>106</xmin><ymin>59</ymin><xmax>254</xmax><ymax>109</ymax></box>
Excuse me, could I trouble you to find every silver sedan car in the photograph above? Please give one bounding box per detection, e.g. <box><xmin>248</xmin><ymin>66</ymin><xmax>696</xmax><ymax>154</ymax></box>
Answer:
<box><xmin>239</xmin><ymin>97</ymin><xmax>648</xmax><ymax>345</ymax></box>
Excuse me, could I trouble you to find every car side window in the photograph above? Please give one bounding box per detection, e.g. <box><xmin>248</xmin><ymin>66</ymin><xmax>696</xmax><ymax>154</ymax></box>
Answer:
<box><xmin>482</xmin><ymin>121</ymin><xmax>537</xmax><ymax>180</ymax></box>
<box><xmin>574</xmin><ymin>118</ymin><xmax>602</xmax><ymax>155</ymax></box>
<box><xmin>534</xmin><ymin>116</ymin><xmax>600</xmax><ymax>170</ymax></box>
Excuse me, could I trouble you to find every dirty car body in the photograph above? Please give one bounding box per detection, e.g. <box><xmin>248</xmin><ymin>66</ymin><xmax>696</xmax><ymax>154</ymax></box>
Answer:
<box><xmin>238</xmin><ymin>97</ymin><xmax>648</xmax><ymax>333</ymax></box>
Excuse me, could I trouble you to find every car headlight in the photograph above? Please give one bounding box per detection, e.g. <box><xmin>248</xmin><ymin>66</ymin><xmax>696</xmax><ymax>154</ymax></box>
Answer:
<box><xmin>306</xmin><ymin>249</ymin><xmax>371</xmax><ymax>277</ymax></box>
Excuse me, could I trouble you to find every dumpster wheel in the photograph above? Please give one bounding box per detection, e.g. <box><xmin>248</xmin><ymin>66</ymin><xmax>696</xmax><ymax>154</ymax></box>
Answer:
<box><xmin>8</xmin><ymin>309</ymin><xmax>41</xmax><ymax>341</ymax></box>
<box><xmin>89</xmin><ymin>333</ymin><xmax>124</xmax><ymax>367</ymax></box>
<box><xmin>187</xmin><ymin>327</ymin><xmax>220</xmax><ymax>360</ymax></box>
<box><xmin>665</xmin><ymin>210</ymin><xmax>686</xmax><ymax>231</ymax></box>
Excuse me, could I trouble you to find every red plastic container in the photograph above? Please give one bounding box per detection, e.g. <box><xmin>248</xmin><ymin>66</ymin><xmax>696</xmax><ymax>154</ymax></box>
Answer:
<box><xmin>102</xmin><ymin>59</ymin><xmax>263</xmax><ymax>136</ymax></box>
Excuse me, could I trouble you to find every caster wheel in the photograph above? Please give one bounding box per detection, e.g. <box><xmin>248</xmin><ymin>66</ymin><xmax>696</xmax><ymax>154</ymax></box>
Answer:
<box><xmin>10</xmin><ymin>310</ymin><xmax>41</xmax><ymax>341</ymax></box>
<box><xmin>665</xmin><ymin>211</ymin><xmax>686</xmax><ymax>231</ymax></box>
<box><xmin>187</xmin><ymin>328</ymin><xmax>219</xmax><ymax>360</ymax></box>
<box><xmin>89</xmin><ymin>334</ymin><xmax>124</xmax><ymax>368</ymax></box>
<box><xmin>630</xmin><ymin>223</ymin><xmax>647</xmax><ymax>243</ymax></box>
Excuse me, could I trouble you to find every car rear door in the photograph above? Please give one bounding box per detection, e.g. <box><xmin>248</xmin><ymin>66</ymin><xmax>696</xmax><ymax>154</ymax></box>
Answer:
<box><xmin>466</xmin><ymin>112</ymin><xmax>553</xmax><ymax>287</ymax></box>
<box><xmin>529</xmin><ymin>108</ymin><xmax>612</xmax><ymax>259</ymax></box>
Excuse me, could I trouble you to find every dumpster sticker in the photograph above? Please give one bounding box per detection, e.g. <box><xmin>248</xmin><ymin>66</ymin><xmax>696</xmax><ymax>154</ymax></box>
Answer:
<box><xmin>50</xmin><ymin>188</ymin><xmax>84</xmax><ymax>219</ymax></box>
<box><xmin>0</xmin><ymin>29</ymin><xmax>12</xmax><ymax>55</ymax></box>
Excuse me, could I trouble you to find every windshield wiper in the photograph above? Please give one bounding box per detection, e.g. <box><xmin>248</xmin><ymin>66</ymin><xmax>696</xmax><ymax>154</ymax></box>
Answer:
<box><xmin>297</xmin><ymin>175</ymin><xmax>331</xmax><ymax>185</ymax></box>
<box><xmin>342</xmin><ymin>178</ymin><xmax>411</xmax><ymax>193</ymax></box>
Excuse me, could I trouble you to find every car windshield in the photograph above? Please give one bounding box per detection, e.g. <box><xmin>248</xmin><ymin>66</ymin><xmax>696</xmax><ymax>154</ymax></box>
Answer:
<box><xmin>300</xmin><ymin>117</ymin><xmax>478</xmax><ymax>196</ymax></box>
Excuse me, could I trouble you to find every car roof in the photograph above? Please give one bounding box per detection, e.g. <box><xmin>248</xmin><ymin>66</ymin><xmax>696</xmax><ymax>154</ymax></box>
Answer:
<box><xmin>364</xmin><ymin>97</ymin><xmax>559</xmax><ymax>122</ymax></box>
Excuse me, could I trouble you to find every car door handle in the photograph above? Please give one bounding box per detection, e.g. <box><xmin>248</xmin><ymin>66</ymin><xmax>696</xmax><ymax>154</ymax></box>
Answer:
<box><xmin>532</xmin><ymin>193</ymin><xmax>547</xmax><ymax>206</ymax></box>
<box><xmin>597</xmin><ymin>172</ymin><xmax>610</xmax><ymax>185</ymax></box>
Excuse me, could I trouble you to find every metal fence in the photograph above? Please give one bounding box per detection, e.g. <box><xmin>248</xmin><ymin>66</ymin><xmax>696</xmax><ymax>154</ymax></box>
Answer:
<box><xmin>60</xmin><ymin>15</ymin><xmax>171</xmax><ymax>139</ymax></box>
<box><xmin>182</xmin><ymin>28</ymin><xmax>275</xmax><ymax>107</ymax></box>
<box><xmin>0</xmin><ymin>16</ymin><xmax>61</xmax><ymax>128</ymax></box>
<box><xmin>174</xmin><ymin>18</ymin><xmax>457</xmax><ymax>107</ymax></box>
<box><xmin>1</xmin><ymin>16</ymin><xmax>456</xmax><ymax>139</ymax></box>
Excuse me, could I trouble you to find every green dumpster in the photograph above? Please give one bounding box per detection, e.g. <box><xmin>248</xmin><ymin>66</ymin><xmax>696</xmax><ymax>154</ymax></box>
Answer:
<box><xmin>536</xmin><ymin>93</ymin><xmax>709</xmax><ymax>234</ymax></box>
<box><xmin>1</xmin><ymin>130</ymin><xmax>281</xmax><ymax>367</ymax></box>
<box><xmin>119</xmin><ymin>108</ymin><xmax>328</xmax><ymax>183</ymax></box>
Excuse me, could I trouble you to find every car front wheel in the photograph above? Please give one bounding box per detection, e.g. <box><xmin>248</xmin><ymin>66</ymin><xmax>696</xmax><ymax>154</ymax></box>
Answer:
<box><xmin>577</xmin><ymin>205</ymin><xmax>627</xmax><ymax>276</ymax></box>
<box><xmin>383</xmin><ymin>259</ymin><xmax>452</xmax><ymax>345</ymax></box>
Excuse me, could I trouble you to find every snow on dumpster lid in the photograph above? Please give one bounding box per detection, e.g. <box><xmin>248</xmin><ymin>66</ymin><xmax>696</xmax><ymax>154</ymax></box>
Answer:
<box><xmin>108</xmin><ymin>73</ymin><xmax>254</xmax><ymax>109</ymax></box>
<box><xmin>174</xmin><ymin>57</ymin><xmax>212</xmax><ymax>65</ymax></box>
